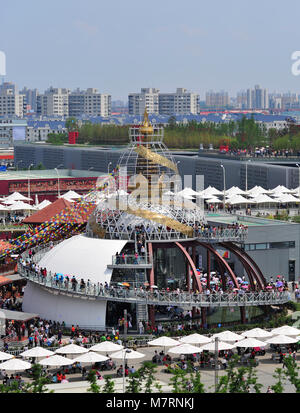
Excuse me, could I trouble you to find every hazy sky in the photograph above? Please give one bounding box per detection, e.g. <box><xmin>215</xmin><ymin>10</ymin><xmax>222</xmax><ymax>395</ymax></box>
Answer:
<box><xmin>2</xmin><ymin>0</ymin><xmax>300</xmax><ymax>100</ymax></box>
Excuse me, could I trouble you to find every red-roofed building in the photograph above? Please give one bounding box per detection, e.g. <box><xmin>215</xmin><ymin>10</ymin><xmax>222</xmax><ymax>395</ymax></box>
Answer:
<box><xmin>23</xmin><ymin>198</ymin><xmax>72</xmax><ymax>225</ymax></box>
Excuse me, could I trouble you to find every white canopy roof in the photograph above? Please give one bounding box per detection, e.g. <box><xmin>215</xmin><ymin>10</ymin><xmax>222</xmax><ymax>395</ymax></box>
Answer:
<box><xmin>0</xmin><ymin>358</ymin><xmax>32</xmax><ymax>371</ymax></box>
<box><xmin>271</xmin><ymin>325</ymin><xmax>300</xmax><ymax>336</ymax></box>
<box><xmin>267</xmin><ymin>185</ymin><xmax>292</xmax><ymax>194</ymax></box>
<box><xmin>212</xmin><ymin>330</ymin><xmax>244</xmax><ymax>342</ymax></box>
<box><xmin>246</xmin><ymin>186</ymin><xmax>268</xmax><ymax>196</ymax></box>
<box><xmin>250</xmin><ymin>193</ymin><xmax>279</xmax><ymax>204</ymax></box>
<box><xmin>168</xmin><ymin>343</ymin><xmax>203</xmax><ymax>354</ymax></box>
<box><xmin>60</xmin><ymin>190</ymin><xmax>82</xmax><ymax>200</ymax></box>
<box><xmin>148</xmin><ymin>336</ymin><xmax>180</xmax><ymax>347</ymax></box>
<box><xmin>179</xmin><ymin>334</ymin><xmax>211</xmax><ymax>345</ymax></box>
<box><xmin>38</xmin><ymin>354</ymin><xmax>73</xmax><ymax>367</ymax></box>
<box><xmin>225</xmin><ymin>186</ymin><xmax>247</xmax><ymax>196</ymax></box>
<box><xmin>36</xmin><ymin>200</ymin><xmax>52</xmax><ymax>210</ymax></box>
<box><xmin>226</xmin><ymin>195</ymin><xmax>252</xmax><ymax>205</ymax></box>
<box><xmin>265</xmin><ymin>334</ymin><xmax>299</xmax><ymax>344</ymax></box>
<box><xmin>55</xmin><ymin>344</ymin><xmax>89</xmax><ymax>355</ymax></box>
<box><xmin>205</xmin><ymin>197</ymin><xmax>223</xmax><ymax>204</ymax></box>
<box><xmin>273</xmin><ymin>193</ymin><xmax>300</xmax><ymax>203</ymax></box>
<box><xmin>2</xmin><ymin>192</ymin><xmax>33</xmax><ymax>202</ymax></box>
<box><xmin>235</xmin><ymin>337</ymin><xmax>266</xmax><ymax>348</ymax></box>
<box><xmin>90</xmin><ymin>342</ymin><xmax>124</xmax><ymax>352</ymax></box>
<box><xmin>202</xmin><ymin>186</ymin><xmax>223</xmax><ymax>197</ymax></box>
<box><xmin>0</xmin><ymin>351</ymin><xmax>14</xmax><ymax>361</ymax></box>
<box><xmin>177</xmin><ymin>187</ymin><xmax>202</xmax><ymax>197</ymax></box>
<box><xmin>110</xmin><ymin>349</ymin><xmax>145</xmax><ymax>360</ymax></box>
<box><xmin>241</xmin><ymin>328</ymin><xmax>273</xmax><ymax>338</ymax></box>
<box><xmin>20</xmin><ymin>347</ymin><xmax>55</xmax><ymax>358</ymax></box>
<box><xmin>8</xmin><ymin>201</ymin><xmax>37</xmax><ymax>211</ymax></box>
<box><xmin>201</xmin><ymin>340</ymin><xmax>236</xmax><ymax>351</ymax></box>
<box><xmin>73</xmin><ymin>352</ymin><xmax>109</xmax><ymax>364</ymax></box>
<box><xmin>0</xmin><ymin>204</ymin><xmax>8</xmax><ymax>211</ymax></box>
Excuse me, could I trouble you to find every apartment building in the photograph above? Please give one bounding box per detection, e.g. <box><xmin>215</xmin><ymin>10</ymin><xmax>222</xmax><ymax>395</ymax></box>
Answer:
<box><xmin>205</xmin><ymin>91</ymin><xmax>230</xmax><ymax>108</ymax></box>
<box><xmin>37</xmin><ymin>87</ymin><xmax>70</xmax><ymax>118</ymax></box>
<box><xmin>0</xmin><ymin>82</ymin><xmax>24</xmax><ymax>118</ymax></box>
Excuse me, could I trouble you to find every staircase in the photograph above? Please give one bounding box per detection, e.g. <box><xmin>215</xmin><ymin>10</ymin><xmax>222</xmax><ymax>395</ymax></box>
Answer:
<box><xmin>136</xmin><ymin>303</ymin><xmax>148</xmax><ymax>323</ymax></box>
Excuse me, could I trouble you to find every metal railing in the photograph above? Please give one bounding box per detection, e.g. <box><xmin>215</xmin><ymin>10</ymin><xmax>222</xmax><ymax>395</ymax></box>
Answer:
<box><xmin>196</xmin><ymin>228</ymin><xmax>248</xmax><ymax>242</ymax></box>
<box><xmin>18</xmin><ymin>263</ymin><xmax>290</xmax><ymax>308</ymax></box>
<box><xmin>111</xmin><ymin>254</ymin><xmax>151</xmax><ymax>266</ymax></box>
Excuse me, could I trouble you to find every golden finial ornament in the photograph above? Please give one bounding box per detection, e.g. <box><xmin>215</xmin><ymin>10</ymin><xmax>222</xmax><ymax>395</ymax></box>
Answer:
<box><xmin>140</xmin><ymin>108</ymin><xmax>154</xmax><ymax>135</ymax></box>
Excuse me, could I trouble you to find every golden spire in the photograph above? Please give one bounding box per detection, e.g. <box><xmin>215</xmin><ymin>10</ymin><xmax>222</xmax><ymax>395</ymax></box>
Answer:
<box><xmin>140</xmin><ymin>107</ymin><xmax>153</xmax><ymax>135</ymax></box>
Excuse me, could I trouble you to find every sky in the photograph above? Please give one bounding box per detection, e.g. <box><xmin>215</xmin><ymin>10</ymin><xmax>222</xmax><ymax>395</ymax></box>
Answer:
<box><xmin>2</xmin><ymin>0</ymin><xmax>300</xmax><ymax>101</ymax></box>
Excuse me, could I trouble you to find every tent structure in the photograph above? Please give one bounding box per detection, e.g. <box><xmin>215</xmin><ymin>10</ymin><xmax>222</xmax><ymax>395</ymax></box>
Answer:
<box><xmin>179</xmin><ymin>333</ymin><xmax>211</xmax><ymax>345</ymax></box>
<box><xmin>0</xmin><ymin>351</ymin><xmax>14</xmax><ymax>361</ymax></box>
<box><xmin>272</xmin><ymin>193</ymin><xmax>300</xmax><ymax>204</ymax></box>
<box><xmin>0</xmin><ymin>358</ymin><xmax>32</xmax><ymax>371</ymax></box>
<box><xmin>55</xmin><ymin>344</ymin><xmax>89</xmax><ymax>355</ymax></box>
<box><xmin>246</xmin><ymin>186</ymin><xmax>268</xmax><ymax>197</ymax></box>
<box><xmin>60</xmin><ymin>190</ymin><xmax>82</xmax><ymax>200</ymax></box>
<box><xmin>36</xmin><ymin>200</ymin><xmax>52</xmax><ymax>210</ymax></box>
<box><xmin>8</xmin><ymin>201</ymin><xmax>36</xmax><ymax>211</ymax></box>
<box><xmin>226</xmin><ymin>195</ymin><xmax>252</xmax><ymax>205</ymax></box>
<box><xmin>2</xmin><ymin>192</ymin><xmax>33</xmax><ymax>203</ymax></box>
<box><xmin>267</xmin><ymin>185</ymin><xmax>292</xmax><ymax>194</ymax></box>
<box><xmin>202</xmin><ymin>186</ymin><xmax>223</xmax><ymax>197</ymax></box>
<box><xmin>265</xmin><ymin>335</ymin><xmax>299</xmax><ymax>345</ymax></box>
<box><xmin>168</xmin><ymin>343</ymin><xmax>203</xmax><ymax>354</ymax></box>
<box><xmin>38</xmin><ymin>354</ymin><xmax>73</xmax><ymax>367</ymax></box>
<box><xmin>73</xmin><ymin>352</ymin><xmax>109</xmax><ymax>364</ymax></box>
<box><xmin>20</xmin><ymin>347</ymin><xmax>55</xmax><ymax>358</ymax></box>
<box><xmin>241</xmin><ymin>328</ymin><xmax>273</xmax><ymax>339</ymax></box>
<box><xmin>89</xmin><ymin>342</ymin><xmax>124</xmax><ymax>352</ymax></box>
<box><xmin>148</xmin><ymin>336</ymin><xmax>180</xmax><ymax>347</ymax></box>
<box><xmin>271</xmin><ymin>325</ymin><xmax>300</xmax><ymax>336</ymax></box>
<box><xmin>235</xmin><ymin>337</ymin><xmax>266</xmax><ymax>348</ymax></box>
<box><xmin>212</xmin><ymin>330</ymin><xmax>243</xmax><ymax>342</ymax></box>
<box><xmin>201</xmin><ymin>340</ymin><xmax>236</xmax><ymax>351</ymax></box>
<box><xmin>225</xmin><ymin>186</ymin><xmax>247</xmax><ymax>197</ymax></box>
<box><xmin>177</xmin><ymin>187</ymin><xmax>202</xmax><ymax>197</ymax></box>
<box><xmin>250</xmin><ymin>193</ymin><xmax>279</xmax><ymax>204</ymax></box>
<box><xmin>205</xmin><ymin>197</ymin><xmax>223</xmax><ymax>204</ymax></box>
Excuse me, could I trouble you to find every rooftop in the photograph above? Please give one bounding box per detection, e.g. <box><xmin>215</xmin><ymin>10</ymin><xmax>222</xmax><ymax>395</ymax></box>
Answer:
<box><xmin>206</xmin><ymin>213</ymin><xmax>293</xmax><ymax>226</ymax></box>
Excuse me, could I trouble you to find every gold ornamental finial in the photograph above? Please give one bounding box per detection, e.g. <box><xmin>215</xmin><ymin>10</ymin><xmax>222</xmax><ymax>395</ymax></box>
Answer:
<box><xmin>140</xmin><ymin>107</ymin><xmax>153</xmax><ymax>135</ymax></box>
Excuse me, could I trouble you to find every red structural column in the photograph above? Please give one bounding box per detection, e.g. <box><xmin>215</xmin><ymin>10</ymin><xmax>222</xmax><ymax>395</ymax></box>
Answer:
<box><xmin>186</xmin><ymin>247</ymin><xmax>191</xmax><ymax>293</ymax></box>
<box><xmin>192</xmin><ymin>246</ymin><xmax>197</xmax><ymax>318</ymax></box>
<box><xmin>147</xmin><ymin>242</ymin><xmax>156</xmax><ymax>328</ymax></box>
<box><xmin>149</xmin><ymin>306</ymin><xmax>155</xmax><ymax>329</ymax></box>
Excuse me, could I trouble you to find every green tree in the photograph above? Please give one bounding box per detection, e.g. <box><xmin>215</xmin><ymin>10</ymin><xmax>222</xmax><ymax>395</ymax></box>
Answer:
<box><xmin>87</xmin><ymin>370</ymin><xmax>101</xmax><ymax>393</ymax></box>
<box><xmin>125</xmin><ymin>371</ymin><xmax>143</xmax><ymax>393</ymax></box>
<box><xmin>139</xmin><ymin>361</ymin><xmax>162</xmax><ymax>393</ymax></box>
<box><xmin>271</xmin><ymin>368</ymin><xmax>285</xmax><ymax>393</ymax></box>
<box><xmin>65</xmin><ymin>117</ymin><xmax>79</xmax><ymax>132</ymax></box>
<box><xmin>26</xmin><ymin>364</ymin><xmax>52</xmax><ymax>393</ymax></box>
<box><xmin>102</xmin><ymin>375</ymin><xmax>115</xmax><ymax>393</ymax></box>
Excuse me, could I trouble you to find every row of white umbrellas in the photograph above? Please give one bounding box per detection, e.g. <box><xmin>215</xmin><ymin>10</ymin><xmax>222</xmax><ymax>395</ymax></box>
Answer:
<box><xmin>0</xmin><ymin>325</ymin><xmax>299</xmax><ymax>371</ymax></box>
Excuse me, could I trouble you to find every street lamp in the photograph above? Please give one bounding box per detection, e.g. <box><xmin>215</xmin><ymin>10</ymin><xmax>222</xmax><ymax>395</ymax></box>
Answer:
<box><xmin>245</xmin><ymin>159</ymin><xmax>251</xmax><ymax>212</ymax></box>
<box><xmin>220</xmin><ymin>164</ymin><xmax>226</xmax><ymax>212</ymax></box>
<box><xmin>28</xmin><ymin>163</ymin><xmax>34</xmax><ymax>200</ymax></box>
<box><xmin>296</xmin><ymin>164</ymin><xmax>300</xmax><ymax>210</ymax></box>
<box><xmin>55</xmin><ymin>165</ymin><xmax>63</xmax><ymax>197</ymax></box>
<box><xmin>122</xmin><ymin>349</ymin><xmax>131</xmax><ymax>393</ymax></box>
<box><xmin>108</xmin><ymin>162</ymin><xmax>112</xmax><ymax>175</ymax></box>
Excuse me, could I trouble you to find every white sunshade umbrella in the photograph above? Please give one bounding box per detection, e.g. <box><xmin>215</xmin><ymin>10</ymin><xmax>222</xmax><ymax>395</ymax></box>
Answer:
<box><xmin>2</xmin><ymin>192</ymin><xmax>33</xmax><ymax>202</ymax></box>
<box><xmin>212</xmin><ymin>330</ymin><xmax>244</xmax><ymax>342</ymax></box>
<box><xmin>89</xmin><ymin>342</ymin><xmax>124</xmax><ymax>352</ymax></box>
<box><xmin>205</xmin><ymin>197</ymin><xmax>223</xmax><ymax>204</ymax></box>
<box><xmin>110</xmin><ymin>349</ymin><xmax>145</xmax><ymax>360</ymax></box>
<box><xmin>73</xmin><ymin>352</ymin><xmax>109</xmax><ymax>364</ymax></box>
<box><xmin>36</xmin><ymin>200</ymin><xmax>52</xmax><ymax>210</ymax></box>
<box><xmin>179</xmin><ymin>334</ymin><xmax>211</xmax><ymax>345</ymax></box>
<box><xmin>271</xmin><ymin>325</ymin><xmax>300</xmax><ymax>336</ymax></box>
<box><xmin>55</xmin><ymin>344</ymin><xmax>89</xmax><ymax>355</ymax></box>
<box><xmin>201</xmin><ymin>340</ymin><xmax>236</xmax><ymax>351</ymax></box>
<box><xmin>168</xmin><ymin>343</ymin><xmax>203</xmax><ymax>355</ymax></box>
<box><xmin>60</xmin><ymin>190</ymin><xmax>82</xmax><ymax>200</ymax></box>
<box><xmin>225</xmin><ymin>186</ymin><xmax>247</xmax><ymax>197</ymax></box>
<box><xmin>226</xmin><ymin>194</ymin><xmax>252</xmax><ymax>205</ymax></box>
<box><xmin>202</xmin><ymin>186</ymin><xmax>223</xmax><ymax>197</ymax></box>
<box><xmin>273</xmin><ymin>193</ymin><xmax>300</xmax><ymax>204</ymax></box>
<box><xmin>241</xmin><ymin>328</ymin><xmax>273</xmax><ymax>339</ymax></box>
<box><xmin>265</xmin><ymin>335</ymin><xmax>299</xmax><ymax>345</ymax></box>
<box><xmin>148</xmin><ymin>336</ymin><xmax>180</xmax><ymax>347</ymax></box>
<box><xmin>0</xmin><ymin>204</ymin><xmax>8</xmax><ymax>211</ymax></box>
<box><xmin>7</xmin><ymin>201</ymin><xmax>36</xmax><ymax>211</ymax></box>
<box><xmin>0</xmin><ymin>358</ymin><xmax>32</xmax><ymax>371</ymax></box>
<box><xmin>235</xmin><ymin>337</ymin><xmax>267</xmax><ymax>348</ymax></box>
<box><xmin>0</xmin><ymin>351</ymin><xmax>14</xmax><ymax>361</ymax></box>
<box><xmin>177</xmin><ymin>187</ymin><xmax>201</xmax><ymax>197</ymax></box>
<box><xmin>20</xmin><ymin>347</ymin><xmax>55</xmax><ymax>358</ymax></box>
<box><xmin>38</xmin><ymin>354</ymin><xmax>73</xmax><ymax>367</ymax></box>
<box><xmin>251</xmin><ymin>193</ymin><xmax>279</xmax><ymax>204</ymax></box>
<box><xmin>246</xmin><ymin>186</ymin><xmax>268</xmax><ymax>196</ymax></box>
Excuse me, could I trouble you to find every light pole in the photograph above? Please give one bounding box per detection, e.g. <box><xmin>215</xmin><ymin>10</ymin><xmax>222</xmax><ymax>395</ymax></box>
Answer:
<box><xmin>55</xmin><ymin>165</ymin><xmax>63</xmax><ymax>197</ymax></box>
<box><xmin>123</xmin><ymin>349</ymin><xmax>131</xmax><ymax>393</ymax></box>
<box><xmin>245</xmin><ymin>159</ymin><xmax>251</xmax><ymax>212</ymax></box>
<box><xmin>220</xmin><ymin>164</ymin><xmax>226</xmax><ymax>212</ymax></box>
<box><xmin>108</xmin><ymin>162</ymin><xmax>112</xmax><ymax>175</ymax></box>
<box><xmin>296</xmin><ymin>164</ymin><xmax>300</xmax><ymax>212</ymax></box>
<box><xmin>214</xmin><ymin>337</ymin><xmax>219</xmax><ymax>392</ymax></box>
<box><xmin>28</xmin><ymin>163</ymin><xmax>34</xmax><ymax>200</ymax></box>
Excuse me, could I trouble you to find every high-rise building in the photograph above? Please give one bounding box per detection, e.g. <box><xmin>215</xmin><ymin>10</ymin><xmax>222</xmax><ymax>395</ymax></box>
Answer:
<box><xmin>246</xmin><ymin>85</ymin><xmax>269</xmax><ymax>109</ymax></box>
<box><xmin>236</xmin><ymin>91</ymin><xmax>248</xmax><ymax>109</ymax></box>
<box><xmin>37</xmin><ymin>87</ymin><xmax>70</xmax><ymax>118</ymax></box>
<box><xmin>0</xmin><ymin>82</ymin><xmax>24</xmax><ymax>118</ymax></box>
<box><xmin>20</xmin><ymin>87</ymin><xmax>39</xmax><ymax>113</ymax></box>
<box><xmin>68</xmin><ymin>88</ymin><xmax>111</xmax><ymax>118</ymax></box>
<box><xmin>159</xmin><ymin>88</ymin><xmax>199</xmax><ymax>115</ymax></box>
<box><xmin>205</xmin><ymin>91</ymin><xmax>230</xmax><ymax>108</ymax></box>
<box><xmin>129</xmin><ymin>88</ymin><xmax>199</xmax><ymax>116</ymax></box>
<box><xmin>128</xmin><ymin>88</ymin><xmax>160</xmax><ymax>115</ymax></box>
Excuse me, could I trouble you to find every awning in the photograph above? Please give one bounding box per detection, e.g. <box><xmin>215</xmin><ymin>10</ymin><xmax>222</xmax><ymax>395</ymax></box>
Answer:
<box><xmin>0</xmin><ymin>309</ymin><xmax>39</xmax><ymax>322</ymax></box>
<box><xmin>0</xmin><ymin>274</ymin><xmax>23</xmax><ymax>286</ymax></box>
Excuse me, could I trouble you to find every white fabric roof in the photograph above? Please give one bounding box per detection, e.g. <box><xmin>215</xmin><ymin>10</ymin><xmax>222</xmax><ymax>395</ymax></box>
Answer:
<box><xmin>36</xmin><ymin>200</ymin><xmax>52</xmax><ymax>210</ymax></box>
<box><xmin>8</xmin><ymin>201</ymin><xmax>37</xmax><ymax>211</ymax></box>
<box><xmin>267</xmin><ymin>185</ymin><xmax>292</xmax><ymax>194</ymax></box>
<box><xmin>205</xmin><ymin>197</ymin><xmax>223</xmax><ymax>204</ymax></box>
<box><xmin>225</xmin><ymin>186</ymin><xmax>247</xmax><ymax>196</ymax></box>
<box><xmin>60</xmin><ymin>190</ymin><xmax>82</xmax><ymax>200</ymax></box>
<box><xmin>246</xmin><ymin>186</ymin><xmax>267</xmax><ymax>196</ymax></box>
<box><xmin>273</xmin><ymin>193</ymin><xmax>300</xmax><ymax>203</ymax></box>
<box><xmin>202</xmin><ymin>186</ymin><xmax>223</xmax><ymax>197</ymax></box>
<box><xmin>38</xmin><ymin>234</ymin><xmax>127</xmax><ymax>284</ymax></box>
<box><xmin>2</xmin><ymin>192</ymin><xmax>33</xmax><ymax>202</ymax></box>
<box><xmin>177</xmin><ymin>187</ymin><xmax>201</xmax><ymax>197</ymax></box>
<box><xmin>250</xmin><ymin>194</ymin><xmax>279</xmax><ymax>204</ymax></box>
<box><xmin>226</xmin><ymin>195</ymin><xmax>251</xmax><ymax>205</ymax></box>
<box><xmin>212</xmin><ymin>330</ymin><xmax>243</xmax><ymax>342</ymax></box>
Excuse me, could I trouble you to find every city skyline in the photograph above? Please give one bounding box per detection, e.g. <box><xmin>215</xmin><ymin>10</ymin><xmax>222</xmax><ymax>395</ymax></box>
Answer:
<box><xmin>2</xmin><ymin>0</ymin><xmax>300</xmax><ymax>101</ymax></box>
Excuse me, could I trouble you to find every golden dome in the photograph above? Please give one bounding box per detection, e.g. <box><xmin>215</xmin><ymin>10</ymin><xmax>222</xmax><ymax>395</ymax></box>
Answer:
<box><xmin>140</xmin><ymin>108</ymin><xmax>153</xmax><ymax>135</ymax></box>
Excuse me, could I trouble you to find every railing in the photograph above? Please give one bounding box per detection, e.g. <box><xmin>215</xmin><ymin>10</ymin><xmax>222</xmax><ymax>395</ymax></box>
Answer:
<box><xmin>111</xmin><ymin>254</ymin><xmax>151</xmax><ymax>266</ymax></box>
<box><xmin>196</xmin><ymin>228</ymin><xmax>248</xmax><ymax>242</ymax></box>
<box><xmin>18</xmin><ymin>263</ymin><xmax>290</xmax><ymax>308</ymax></box>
